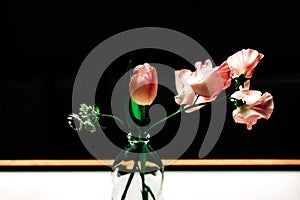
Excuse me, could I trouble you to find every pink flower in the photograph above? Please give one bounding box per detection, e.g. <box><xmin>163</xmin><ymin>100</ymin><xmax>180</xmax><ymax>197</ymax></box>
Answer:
<box><xmin>174</xmin><ymin>69</ymin><xmax>205</xmax><ymax>113</ymax></box>
<box><xmin>189</xmin><ymin>59</ymin><xmax>233</xmax><ymax>100</ymax></box>
<box><xmin>174</xmin><ymin>59</ymin><xmax>233</xmax><ymax>113</ymax></box>
<box><xmin>227</xmin><ymin>48</ymin><xmax>264</xmax><ymax>78</ymax></box>
<box><xmin>231</xmin><ymin>90</ymin><xmax>274</xmax><ymax>130</ymax></box>
<box><xmin>174</xmin><ymin>69</ymin><xmax>195</xmax><ymax>106</ymax></box>
<box><xmin>227</xmin><ymin>48</ymin><xmax>264</xmax><ymax>89</ymax></box>
<box><xmin>129</xmin><ymin>63</ymin><xmax>158</xmax><ymax>106</ymax></box>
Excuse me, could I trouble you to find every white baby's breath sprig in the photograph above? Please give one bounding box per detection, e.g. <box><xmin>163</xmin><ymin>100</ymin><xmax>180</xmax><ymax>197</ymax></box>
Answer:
<box><xmin>68</xmin><ymin>103</ymin><xmax>101</xmax><ymax>133</ymax></box>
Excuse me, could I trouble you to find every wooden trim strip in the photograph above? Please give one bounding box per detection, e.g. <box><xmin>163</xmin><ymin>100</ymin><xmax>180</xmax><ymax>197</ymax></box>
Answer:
<box><xmin>1</xmin><ymin>159</ymin><xmax>300</xmax><ymax>166</ymax></box>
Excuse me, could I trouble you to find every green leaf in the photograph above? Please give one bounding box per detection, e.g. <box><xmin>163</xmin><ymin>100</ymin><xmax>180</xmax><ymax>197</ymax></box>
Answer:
<box><xmin>129</xmin><ymin>99</ymin><xmax>151</xmax><ymax>126</ymax></box>
<box><xmin>131</xmin><ymin>99</ymin><xmax>142</xmax><ymax>121</ymax></box>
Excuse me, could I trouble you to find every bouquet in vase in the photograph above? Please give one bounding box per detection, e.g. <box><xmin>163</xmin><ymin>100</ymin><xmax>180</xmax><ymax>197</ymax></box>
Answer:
<box><xmin>68</xmin><ymin>48</ymin><xmax>274</xmax><ymax>200</ymax></box>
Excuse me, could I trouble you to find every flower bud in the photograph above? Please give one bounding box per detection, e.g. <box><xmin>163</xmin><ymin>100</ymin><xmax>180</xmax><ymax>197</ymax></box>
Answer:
<box><xmin>129</xmin><ymin>63</ymin><xmax>158</xmax><ymax>105</ymax></box>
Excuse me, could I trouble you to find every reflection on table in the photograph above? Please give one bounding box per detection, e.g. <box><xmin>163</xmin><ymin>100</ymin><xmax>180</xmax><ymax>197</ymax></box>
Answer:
<box><xmin>1</xmin><ymin>171</ymin><xmax>300</xmax><ymax>200</ymax></box>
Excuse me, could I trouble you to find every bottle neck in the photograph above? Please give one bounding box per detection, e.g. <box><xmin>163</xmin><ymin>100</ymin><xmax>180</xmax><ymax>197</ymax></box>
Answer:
<box><xmin>127</xmin><ymin>132</ymin><xmax>150</xmax><ymax>145</ymax></box>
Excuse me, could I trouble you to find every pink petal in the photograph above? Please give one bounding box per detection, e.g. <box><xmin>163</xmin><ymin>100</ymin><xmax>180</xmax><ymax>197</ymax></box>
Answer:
<box><xmin>231</xmin><ymin>90</ymin><xmax>262</xmax><ymax>104</ymax></box>
<box><xmin>194</xmin><ymin>59</ymin><xmax>214</xmax><ymax>77</ymax></box>
<box><xmin>184</xmin><ymin>104</ymin><xmax>206</xmax><ymax>113</ymax></box>
<box><xmin>242</xmin><ymin>80</ymin><xmax>251</xmax><ymax>90</ymax></box>
<box><xmin>217</xmin><ymin>61</ymin><xmax>234</xmax><ymax>89</ymax></box>
<box><xmin>188</xmin><ymin>60</ymin><xmax>213</xmax><ymax>99</ymax></box>
<box><xmin>175</xmin><ymin>69</ymin><xmax>193</xmax><ymax>95</ymax></box>
<box><xmin>174</xmin><ymin>91</ymin><xmax>195</xmax><ymax>105</ymax></box>
<box><xmin>174</xmin><ymin>69</ymin><xmax>195</xmax><ymax>105</ymax></box>
<box><xmin>183</xmin><ymin>94</ymin><xmax>210</xmax><ymax>113</ymax></box>
<box><xmin>232</xmin><ymin>111</ymin><xmax>261</xmax><ymax>130</ymax></box>
<box><xmin>227</xmin><ymin>48</ymin><xmax>264</xmax><ymax>78</ymax></box>
<box><xmin>232</xmin><ymin>90</ymin><xmax>274</xmax><ymax>130</ymax></box>
<box><xmin>129</xmin><ymin>63</ymin><xmax>158</xmax><ymax>105</ymax></box>
<box><xmin>249</xmin><ymin>92</ymin><xmax>274</xmax><ymax>120</ymax></box>
<box><xmin>190</xmin><ymin>80</ymin><xmax>210</xmax><ymax>98</ymax></box>
<box><xmin>190</xmin><ymin>60</ymin><xmax>233</xmax><ymax>100</ymax></box>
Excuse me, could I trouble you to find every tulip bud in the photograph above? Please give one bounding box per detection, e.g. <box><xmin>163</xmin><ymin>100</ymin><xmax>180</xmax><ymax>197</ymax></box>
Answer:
<box><xmin>129</xmin><ymin>63</ymin><xmax>158</xmax><ymax>106</ymax></box>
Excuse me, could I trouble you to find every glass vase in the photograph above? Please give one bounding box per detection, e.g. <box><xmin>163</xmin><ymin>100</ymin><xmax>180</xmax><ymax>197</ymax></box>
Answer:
<box><xmin>111</xmin><ymin>133</ymin><xmax>164</xmax><ymax>200</ymax></box>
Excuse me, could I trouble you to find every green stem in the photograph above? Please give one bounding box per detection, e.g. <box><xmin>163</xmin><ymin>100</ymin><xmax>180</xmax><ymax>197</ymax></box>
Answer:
<box><xmin>226</xmin><ymin>75</ymin><xmax>250</xmax><ymax>99</ymax></box>
<box><xmin>121</xmin><ymin>160</ymin><xmax>139</xmax><ymax>200</ymax></box>
<box><xmin>140</xmin><ymin>141</ymin><xmax>148</xmax><ymax>199</ymax></box>
<box><xmin>144</xmin><ymin>182</ymin><xmax>156</xmax><ymax>200</ymax></box>
<box><xmin>146</xmin><ymin>107</ymin><xmax>183</xmax><ymax>133</ymax></box>
<box><xmin>226</xmin><ymin>84</ymin><xmax>240</xmax><ymax>99</ymax></box>
<box><xmin>193</xmin><ymin>95</ymin><xmax>200</xmax><ymax>105</ymax></box>
<box><xmin>121</xmin><ymin>173</ymin><xmax>134</xmax><ymax>200</ymax></box>
<box><xmin>145</xmin><ymin>79</ymin><xmax>244</xmax><ymax>136</ymax></box>
<box><xmin>140</xmin><ymin>172</ymin><xmax>156</xmax><ymax>200</ymax></box>
<box><xmin>124</xmin><ymin>60</ymin><xmax>135</xmax><ymax>131</ymax></box>
<box><xmin>101</xmin><ymin>114</ymin><xmax>126</xmax><ymax>128</ymax></box>
<box><xmin>140</xmin><ymin>173</ymin><xmax>149</xmax><ymax>200</ymax></box>
<box><xmin>140</xmin><ymin>105</ymin><xmax>146</xmax><ymax>122</ymax></box>
<box><xmin>182</xmin><ymin>101</ymin><xmax>210</xmax><ymax>112</ymax></box>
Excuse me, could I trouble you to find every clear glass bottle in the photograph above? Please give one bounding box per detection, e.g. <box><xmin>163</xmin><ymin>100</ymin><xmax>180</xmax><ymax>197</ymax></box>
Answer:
<box><xmin>111</xmin><ymin>133</ymin><xmax>164</xmax><ymax>200</ymax></box>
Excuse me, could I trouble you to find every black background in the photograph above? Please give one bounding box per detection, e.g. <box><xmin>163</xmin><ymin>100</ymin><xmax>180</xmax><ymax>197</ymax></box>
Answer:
<box><xmin>2</xmin><ymin>2</ymin><xmax>300</xmax><ymax>160</ymax></box>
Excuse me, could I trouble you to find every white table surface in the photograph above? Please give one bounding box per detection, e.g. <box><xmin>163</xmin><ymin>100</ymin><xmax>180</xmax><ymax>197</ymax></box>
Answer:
<box><xmin>1</xmin><ymin>171</ymin><xmax>300</xmax><ymax>200</ymax></box>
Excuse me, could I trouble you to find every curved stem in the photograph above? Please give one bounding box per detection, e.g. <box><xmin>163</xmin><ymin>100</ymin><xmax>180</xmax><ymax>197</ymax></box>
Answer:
<box><xmin>226</xmin><ymin>85</ymin><xmax>240</xmax><ymax>99</ymax></box>
<box><xmin>144</xmin><ymin>184</ymin><xmax>155</xmax><ymax>200</ymax></box>
<box><xmin>146</xmin><ymin>107</ymin><xmax>183</xmax><ymax>133</ymax></box>
<box><xmin>140</xmin><ymin>173</ymin><xmax>155</xmax><ymax>200</ymax></box>
<box><xmin>193</xmin><ymin>95</ymin><xmax>200</xmax><ymax>105</ymax></box>
<box><xmin>121</xmin><ymin>173</ymin><xmax>134</xmax><ymax>200</ymax></box>
<box><xmin>146</xmin><ymin>82</ymin><xmax>242</xmax><ymax>134</ymax></box>
<box><xmin>124</xmin><ymin>60</ymin><xmax>136</xmax><ymax>131</ymax></box>
<box><xmin>120</xmin><ymin>160</ymin><xmax>139</xmax><ymax>200</ymax></box>
<box><xmin>182</xmin><ymin>101</ymin><xmax>210</xmax><ymax>112</ymax></box>
<box><xmin>101</xmin><ymin>114</ymin><xmax>126</xmax><ymax>128</ymax></box>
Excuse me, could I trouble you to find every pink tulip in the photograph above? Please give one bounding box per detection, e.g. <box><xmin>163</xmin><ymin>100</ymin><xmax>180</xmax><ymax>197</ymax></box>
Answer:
<box><xmin>231</xmin><ymin>90</ymin><xmax>274</xmax><ymax>130</ymax></box>
<box><xmin>129</xmin><ymin>63</ymin><xmax>158</xmax><ymax>106</ymax></box>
